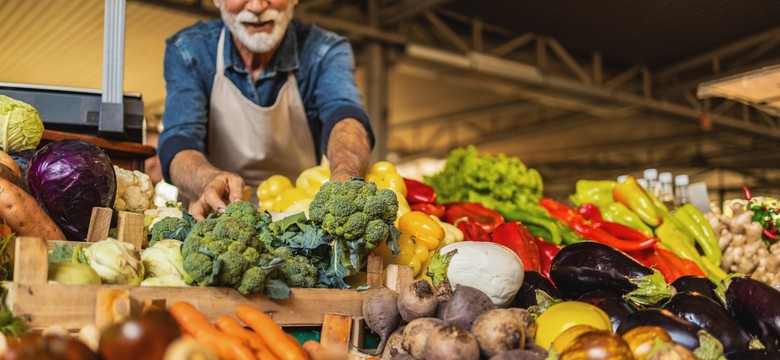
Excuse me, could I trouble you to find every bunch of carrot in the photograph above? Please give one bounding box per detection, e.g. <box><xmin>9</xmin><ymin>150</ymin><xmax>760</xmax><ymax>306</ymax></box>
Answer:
<box><xmin>169</xmin><ymin>301</ymin><xmax>312</xmax><ymax>360</ymax></box>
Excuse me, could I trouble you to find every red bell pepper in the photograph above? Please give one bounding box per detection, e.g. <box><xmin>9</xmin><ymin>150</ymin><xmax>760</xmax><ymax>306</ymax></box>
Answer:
<box><xmin>404</xmin><ymin>178</ymin><xmax>437</xmax><ymax>204</ymax></box>
<box><xmin>455</xmin><ymin>220</ymin><xmax>492</xmax><ymax>242</ymax></box>
<box><xmin>410</xmin><ymin>203</ymin><xmax>446</xmax><ymax>219</ymax></box>
<box><xmin>534</xmin><ymin>237</ymin><xmax>560</xmax><ymax>281</ymax></box>
<box><xmin>444</xmin><ymin>202</ymin><xmax>505</xmax><ymax>234</ymax></box>
<box><xmin>491</xmin><ymin>222</ymin><xmax>541</xmax><ymax>272</ymax></box>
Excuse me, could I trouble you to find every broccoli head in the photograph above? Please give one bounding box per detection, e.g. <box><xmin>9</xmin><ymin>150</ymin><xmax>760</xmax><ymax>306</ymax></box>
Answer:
<box><xmin>212</xmin><ymin>217</ymin><xmax>256</xmax><ymax>245</ymax></box>
<box><xmin>222</xmin><ymin>201</ymin><xmax>269</xmax><ymax>225</ymax></box>
<box><xmin>308</xmin><ymin>179</ymin><xmax>399</xmax><ymax>241</ymax></box>
<box><xmin>242</xmin><ymin>247</ymin><xmax>260</xmax><ymax>265</ymax></box>
<box><xmin>277</xmin><ymin>255</ymin><xmax>319</xmax><ymax>288</ymax></box>
<box><xmin>149</xmin><ymin>216</ymin><xmax>192</xmax><ymax>247</ymax></box>
<box><xmin>216</xmin><ymin>250</ymin><xmax>249</xmax><ymax>286</ymax></box>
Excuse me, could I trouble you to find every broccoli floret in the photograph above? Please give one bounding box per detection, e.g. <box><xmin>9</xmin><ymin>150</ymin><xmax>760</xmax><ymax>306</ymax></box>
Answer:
<box><xmin>237</xmin><ymin>266</ymin><xmax>268</xmax><ymax>295</ymax></box>
<box><xmin>363</xmin><ymin>219</ymin><xmax>389</xmax><ymax>249</ymax></box>
<box><xmin>217</xmin><ymin>250</ymin><xmax>249</xmax><ymax>286</ymax></box>
<box><xmin>149</xmin><ymin>216</ymin><xmax>192</xmax><ymax>247</ymax></box>
<box><xmin>242</xmin><ymin>247</ymin><xmax>260</xmax><ymax>265</ymax></box>
<box><xmin>212</xmin><ymin>217</ymin><xmax>256</xmax><ymax>245</ymax></box>
<box><xmin>228</xmin><ymin>241</ymin><xmax>247</xmax><ymax>254</ymax></box>
<box><xmin>271</xmin><ymin>246</ymin><xmax>295</xmax><ymax>261</ymax></box>
<box><xmin>308</xmin><ymin>179</ymin><xmax>399</xmax><ymax>242</ymax></box>
<box><xmin>182</xmin><ymin>253</ymin><xmax>218</xmax><ymax>286</ymax></box>
<box><xmin>277</xmin><ymin>255</ymin><xmax>319</xmax><ymax>288</ymax></box>
<box><xmin>203</xmin><ymin>239</ymin><xmax>228</xmax><ymax>256</ymax></box>
<box><xmin>222</xmin><ymin>201</ymin><xmax>267</xmax><ymax>225</ymax></box>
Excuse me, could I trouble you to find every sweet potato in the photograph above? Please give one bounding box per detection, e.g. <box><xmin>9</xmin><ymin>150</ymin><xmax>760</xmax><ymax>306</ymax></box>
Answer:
<box><xmin>0</xmin><ymin>177</ymin><xmax>65</xmax><ymax>240</ymax></box>
<box><xmin>0</xmin><ymin>163</ymin><xmax>26</xmax><ymax>192</ymax></box>
<box><xmin>0</xmin><ymin>151</ymin><xmax>21</xmax><ymax>178</ymax></box>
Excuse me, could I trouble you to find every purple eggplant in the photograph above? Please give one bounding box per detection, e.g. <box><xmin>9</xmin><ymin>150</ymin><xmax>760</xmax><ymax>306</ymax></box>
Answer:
<box><xmin>617</xmin><ymin>309</ymin><xmax>702</xmax><ymax>350</ymax></box>
<box><xmin>726</xmin><ymin>276</ymin><xmax>780</xmax><ymax>349</ymax></box>
<box><xmin>577</xmin><ymin>289</ymin><xmax>638</xmax><ymax>331</ymax></box>
<box><xmin>672</xmin><ymin>275</ymin><xmax>723</xmax><ymax>306</ymax></box>
<box><xmin>664</xmin><ymin>292</ymin><xmax>751</xmax><ymax>353</ymax></box>
<box><xmin>725</xmin><ymin>349</ymin><xmax>780</xmax><ymax>360</ymax></box>
<box><xmin>509</xmin><ymin>271</ymin><xmax>562</xmax><ymax>309</ymax></box>
<box><xmin>549</xmin><ymin>241</ymin><xmax>671</xmax><ymax>305</ymax></box>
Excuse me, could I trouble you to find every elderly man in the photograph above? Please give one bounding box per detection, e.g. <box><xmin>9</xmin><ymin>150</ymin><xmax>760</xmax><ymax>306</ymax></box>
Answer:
<box><xmin>158</xmin><ymin>0</ymin><xmax>374</xmax><ymax>220</ymax></box>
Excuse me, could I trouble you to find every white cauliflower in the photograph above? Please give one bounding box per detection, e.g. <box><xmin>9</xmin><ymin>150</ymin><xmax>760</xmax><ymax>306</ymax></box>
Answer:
<box><xmin>114</xmin><ymin>165</ymin><xmax>154</xmax><ymax>213</ymax></box>
<box><xmin>143</xmin><ymin>203</ymin><xmax>184</xmax><ymax>231</ymax></box>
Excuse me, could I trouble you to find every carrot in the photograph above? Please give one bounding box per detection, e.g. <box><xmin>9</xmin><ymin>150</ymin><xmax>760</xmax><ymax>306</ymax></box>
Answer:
<box><xmin>216</xmin><ymin>315</ymin><xmax>279</xmax><ymax>360</ymax></box>
<box><xmin>236</xmin><ymin>304</ymin><xmax>310</xmax><ymax>360</ymax></box>
<box><xmin>0</xmin><ymin>223</ymin><xmax>12</xmax><ymax>238</ymax></box>
<box><xmin>0</xmin><ymin>177</ymin><xmax>65</xmax><ymax>240</ymax></box>
<box><xmin>302</xmin><ymin>340</ymin><xmax>323</xmax><ymax>358</ymax></box>
<box><xmin>169</xmin><ymin>301</ymin><xmax>256</xmax><ymax>360</ymax></box>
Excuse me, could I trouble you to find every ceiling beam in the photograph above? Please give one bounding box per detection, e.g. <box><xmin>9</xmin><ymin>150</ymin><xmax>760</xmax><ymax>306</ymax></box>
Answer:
<box><xmin>394</xmin><ymin>102</ymin><xmax>538</xmax><ymax>129</ymax></box>
<box><xmin>655</xmin><ymin>25</ymin><xmax>780</xmax><ymax>79</ymax></box>
<box><xmin>381</xmin><ymin>0</ymin><xmax>453</xmax><ymax>26</ymax></box>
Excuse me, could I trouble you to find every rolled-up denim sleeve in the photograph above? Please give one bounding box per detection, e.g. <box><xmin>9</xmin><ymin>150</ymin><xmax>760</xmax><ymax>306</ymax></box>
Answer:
<box><xmin>315</xmin><ymin>40</ymin><xmax>375</xmax><ymax>154</ymax></box>
<box><xmin>158</xmin><ymin>36</ymin><xmax>210</xmax><ymax>183</ymax></box>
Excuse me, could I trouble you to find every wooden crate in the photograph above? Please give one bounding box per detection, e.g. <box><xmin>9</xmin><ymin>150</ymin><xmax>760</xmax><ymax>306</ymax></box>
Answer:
<box><xmin>3</xmin><ymin>207</ymin><xmax>410</xmax><ymax>335</ymax></box>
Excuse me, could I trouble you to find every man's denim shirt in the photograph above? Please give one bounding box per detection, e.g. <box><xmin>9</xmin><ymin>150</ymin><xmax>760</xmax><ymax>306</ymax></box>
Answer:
<box><xmin>158</xmin><ymin>19</ymin><xmax>374</xmax><ymax>183</ymax></box>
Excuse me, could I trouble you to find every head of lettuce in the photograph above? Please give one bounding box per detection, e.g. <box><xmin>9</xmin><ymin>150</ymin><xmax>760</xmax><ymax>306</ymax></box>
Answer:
<box><xmin>0</xmin><ymin>95</ymin><xmax>44</xmax><ymax>153</ymax></box>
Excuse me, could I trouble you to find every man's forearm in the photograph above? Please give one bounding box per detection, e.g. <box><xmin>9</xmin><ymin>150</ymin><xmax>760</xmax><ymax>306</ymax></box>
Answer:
<box><xmin>327</xmin><ymin>118</ymin><xmax>371</xmax><ymax>181</ymax></box>
<box><xmin>169</xmin><ymin>150</ymin><xmax>220</xmax><ymax>200</ymax></box>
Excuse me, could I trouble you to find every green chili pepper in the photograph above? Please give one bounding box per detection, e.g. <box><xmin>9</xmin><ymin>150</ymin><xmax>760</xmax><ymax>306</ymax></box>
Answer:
<box><xmin>600</xmin><ymin>202</ymin><xmax>654</xmax><ymax>238</ymax></box>
<box><xmin>673</xmin><ymin>204</ymin><xmax>721</xmax><ymax>266</ymax></box>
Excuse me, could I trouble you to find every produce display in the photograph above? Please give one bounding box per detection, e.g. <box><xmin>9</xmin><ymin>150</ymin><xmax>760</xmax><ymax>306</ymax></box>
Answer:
<box><xmin>0</xmin><ymin>95</ymin><xmax>778</xmax><ymax>360</ymax></box>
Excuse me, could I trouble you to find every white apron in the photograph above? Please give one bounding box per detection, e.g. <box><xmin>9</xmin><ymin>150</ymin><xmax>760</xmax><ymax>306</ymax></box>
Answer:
<box><xmin>208</xmin><ymin>29</ymin><xmax>317</xmax><ymax>196</ymax></box>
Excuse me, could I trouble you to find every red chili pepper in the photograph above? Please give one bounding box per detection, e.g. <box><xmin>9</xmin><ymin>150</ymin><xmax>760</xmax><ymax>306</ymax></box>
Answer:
<box><xmin>570</xmin><ymin>217</ymin><xmax>658</xmax><ymax>251</ymax></box>
<box><xmin>591</xmin><ymin>220</ymin><xmax>650</xmax><ymax>241</ymax></box>
<box><xmin>656</xmin><ymin>248</ymin><xmax>706</xmax><ymax>282</ymax></box>
<box><xmin>743</xmin><ymin>185</ymin><xmax>752</xmax><ymax>201</ymax></box>
<box><xmin>403</xmin><ymin>178</ymin><xmax>437</xmax><ymax>204</ymax></box>
<box><xmin>410</xmin><ymin>203</ymin><xmax>446</xmax><ymax>219</ymax></box>
<box><xmin>577</xmin><ymin>203</ymin><xmax>603</xmax><ymax>222</ymax></box>
<box><xmin>455</xmin><ymin>219</ymin><xmax>492</xmax><ymax>242</ymax></box>
<box><xmin>444</xmin><ymin>202</ymin><xmax>504</xmax><ymax>234</ymax></box>
<box><xmin>534</xmin><ymin>236</ymin><xmax>560</xmax><ymax>281</ymax></box>
<box><xmin>491</xmin><ymin>222</ymin><xmax>541</xmax><ymax>272</ymax></box>
<box><xmin>653</xmin><ymin>249</ymin><xmax>683</xmax><ymax>283</ymax></box>
<box><xmin>539</xmin><ymin>198</ymin><xmax>579</xmax><ymax>223</ymax></box>
<box><xmin>764</xmin><ymin>229</ymin><xmax>779</xmax><ymax>241</ymax></box>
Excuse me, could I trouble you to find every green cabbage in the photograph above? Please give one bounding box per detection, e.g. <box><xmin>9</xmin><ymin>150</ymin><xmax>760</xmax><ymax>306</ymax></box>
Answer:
<box><xmin>0</xmin><ymin>95</ymin><xmax>44</xmax><ymax>153</ymax></box>
<box><xmin>140</xmin><ymin>239</ymin><xmax>188</xmax><ymax>282</ymax></box>
<box><xmin>84</xmin><ymin>238</ymin><xmax>145</xmax><ymax>285</ymax></box>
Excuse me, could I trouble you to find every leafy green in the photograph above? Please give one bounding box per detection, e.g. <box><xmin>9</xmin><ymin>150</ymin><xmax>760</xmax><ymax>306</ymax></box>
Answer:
<box><xmin>424</xmin><ymin>145</ymin><xmax>544</xmax><ymax>209</ymax></box>
<box><xmin>0</xmin><ymin>95</ymin><xmax>45</xmax><ymax>152</ymax></box>
<box><xmin>48</xmin><ymin>242</ymin><xmax>87</xmax><ymax>264</ymax></box>
<box><xmin>0</xmin><ymin>287</ymin><xmax>27</xmax><ymax>336</ymax></box>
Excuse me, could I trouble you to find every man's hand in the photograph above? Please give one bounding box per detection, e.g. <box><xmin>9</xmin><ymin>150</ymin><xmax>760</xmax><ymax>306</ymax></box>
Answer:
<box><xmin>170</xmin><ymin>150</ymin><xmax>247</xmax><ymax>221</ymax></box>
<box><xmin>188</xmin><ymin>170</ymin><xmax>246</xmax><ymax>221</ymax></box>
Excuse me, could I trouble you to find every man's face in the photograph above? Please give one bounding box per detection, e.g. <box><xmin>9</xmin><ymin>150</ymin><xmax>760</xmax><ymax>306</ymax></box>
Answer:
<box><xmin>218</xmin><ymin>0</ymin><xmax>295</xmax><ymax>53</ymax></box>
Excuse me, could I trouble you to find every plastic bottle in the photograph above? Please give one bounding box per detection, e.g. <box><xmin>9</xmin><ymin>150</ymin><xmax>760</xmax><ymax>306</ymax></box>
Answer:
<box><xmin>643</xmin><ymin>169</ymin><xmax>660</xmax><ymax>198</ymax></box>
<box><xmin>659</xmin><ymin>172</ymin><xmax>675</xmax><ymax>211</ymax></box>
<box><xmin>675</xmin><ymin>175</ymin><xmax>690</xmax><ymax>207</ymax></box>
<box><xmin>617</xmin><ymin>175</ymin><xmax>628</xmax><ymax>183</ymax></box>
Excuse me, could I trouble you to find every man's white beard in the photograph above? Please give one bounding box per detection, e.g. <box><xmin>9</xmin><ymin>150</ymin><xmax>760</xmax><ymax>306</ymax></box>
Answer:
<box><xmin>221</xmin><ymin>2</ymin><xmax>293</xmax><ymax>53</ymax></box>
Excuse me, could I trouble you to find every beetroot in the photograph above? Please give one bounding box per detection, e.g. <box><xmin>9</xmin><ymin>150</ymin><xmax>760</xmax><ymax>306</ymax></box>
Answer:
<box><xmin>398</xmin><ymin>280</ymin><xmax>438</xmax><ymax>322</ymax></box>
<box><xmin>441</xmin><ymin>285</ymin><xmax>495</xmax><ymax>330</ymax></box>
<box><xmin>363</xmin><ymin>287</ymin><xmax>402</xmax><ymax>355</ymax></box>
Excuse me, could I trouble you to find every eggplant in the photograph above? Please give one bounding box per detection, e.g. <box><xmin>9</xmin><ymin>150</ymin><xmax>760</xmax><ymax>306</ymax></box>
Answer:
<box><xmin>549</xmin><ymin>241</ymin><xmax>671</xmax><ymax>305</ymax></box>
<box><xmin>616</xmin><ymin>309</ymin><xmax>701</xmax><ymax>350</ymax></box>
<box><xmin>577</xmin><ymin>289</ymin><xmax>638</xmax><ymax>331</ymax></box>
<box><xmin>725</xmin><ymin>349</ymin><xmax>780</xmax><ymax>360</ymax></box>
<box><xmin>726</xmin><ymin>276</ymin><xmax>780</xmax><ymax>349</ymax></box>
<box><xmin>509</xmin><ymin>271</ymin><xmax>562</xmax><ymax>309</ymax></box>
<box><xmin>672</xmin><ymin>275</ymin><xmax>723</xmax><ymax>306</ymax></box>
<box><xmin>664</xmin><ymin>292</ymin><xmax>751</xmax><ymax>353</ymax></box>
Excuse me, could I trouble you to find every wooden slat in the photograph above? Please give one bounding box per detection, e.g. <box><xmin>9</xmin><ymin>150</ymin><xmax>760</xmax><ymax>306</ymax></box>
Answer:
<box><xmin>385</xmin><ymin>264</ymin><xmax>414</xmax><ymax>292</ymax></box>
<box><xmin>86</xmin><ymin>207</ymin><xmax>113</xmax><ymax>242</ymax></box>
<box><xmin>321</xmin><ymin>313</ymin><xmax>352</xmax><ymax>354</ymax></box>
<box><xmin>367</xmin><ymin>253</ymin><xmax>383</xmax><ymax>289</ymax></box>
<box><xmin>116</xmin><ymin>211</ymin><xmax>144</xmax><ymax>249</ymax></box>
<box><xmin>4</xmin><ymin>282</ymin><xmax>366</xmax><ymax>330</ymax></box>
<box><xmin>13</xmin><ymin>237</ymin><xmax>48</xmax><ymax>284</ymax></box>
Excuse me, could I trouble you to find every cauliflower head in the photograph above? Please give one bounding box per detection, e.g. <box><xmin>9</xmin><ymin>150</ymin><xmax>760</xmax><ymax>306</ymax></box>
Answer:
<box><xmin>114</xmin><ymin>165</ymin><xmax>154</xmax><ymax>213</ymax></box>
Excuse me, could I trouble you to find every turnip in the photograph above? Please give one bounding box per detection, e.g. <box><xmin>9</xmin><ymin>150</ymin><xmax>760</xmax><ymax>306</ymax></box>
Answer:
<box><xmin>441</xmin><ymin>285</ymin><xmax>496</xmax><ymax>330</ymax></box>
<box><xmin>398</xmin><ymin>280</ymin><xmax>438</xmax><ymax>322</ymax></box>
<box><xmin>402</xmin><ymin>317</ymin><xmax>445</xmax><ymax>359</ymax></box>
<box><xmin>363</xmin><ymin>287</ymin><xmax>402</xmax><ymax>355</ymax></box>
<box><xmin>471</xmin><ymin>309</ymin><xmax>526</xmax><ymax>358</ymax></box>
<box><xmin>424</xmin><ymin>325</ymin><xmax>480</xmax><ymax>360</ymax></box>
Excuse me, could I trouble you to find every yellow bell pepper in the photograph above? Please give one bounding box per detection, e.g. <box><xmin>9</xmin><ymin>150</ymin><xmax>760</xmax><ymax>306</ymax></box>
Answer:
<box><xmin>296</xmin><ymin>165</ymin><xmax>330</xmax><ymax>197</ymax></box>
<box><xmin>398</xmin><ymin>211</ymin><xmax>444</xmax><ymax>251</ymax></box>
<box><xmin>373</xmin><ymin>211</ymin><xmax>446</xmax><ymax>278</ymax></box>
<box><xmin>365</xmin><ymin>161</ymin><xmax>411</xmax><ymax>223</ymax></box>
<box><xmin>257</xmin><ymin>175</ymin><xmax>295</xmax><ymax>211</ymax></box>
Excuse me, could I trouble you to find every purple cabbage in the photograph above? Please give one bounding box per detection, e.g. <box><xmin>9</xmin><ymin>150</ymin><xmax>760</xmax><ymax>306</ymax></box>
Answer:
<box><xmin>28</xmin><ymin>139</ymin><xmax>116</xmax><ymax>241</ymax></box>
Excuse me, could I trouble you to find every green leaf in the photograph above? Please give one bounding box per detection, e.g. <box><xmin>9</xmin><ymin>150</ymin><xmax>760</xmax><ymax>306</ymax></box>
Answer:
<box><xmin>270</xmin><ymin>212</ymin><xmax>308</xmax><ymax>235</ymax></box>
<box><xmin>426</xmin><ymin>248</ymin><xmax>457</xmax><ymax>286</ymax></box>
<box><xmin>387</xmin><ymin>225</ymin><xmax>401</xmax><ymax>257</ymax></box>
<box><xmin>284</xmin><ymin>224</ymin><xmax>332</xmax><ymax>250</ymax></box>
<box><xmin>264</xmin><ymin>279</ymin><xmax>292</xmax><ymax>300</ymax></box>
<box><xmin>48</xmin><ymin>242</ymin><xmax>74</xmax><ymax>264</ymax></box>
